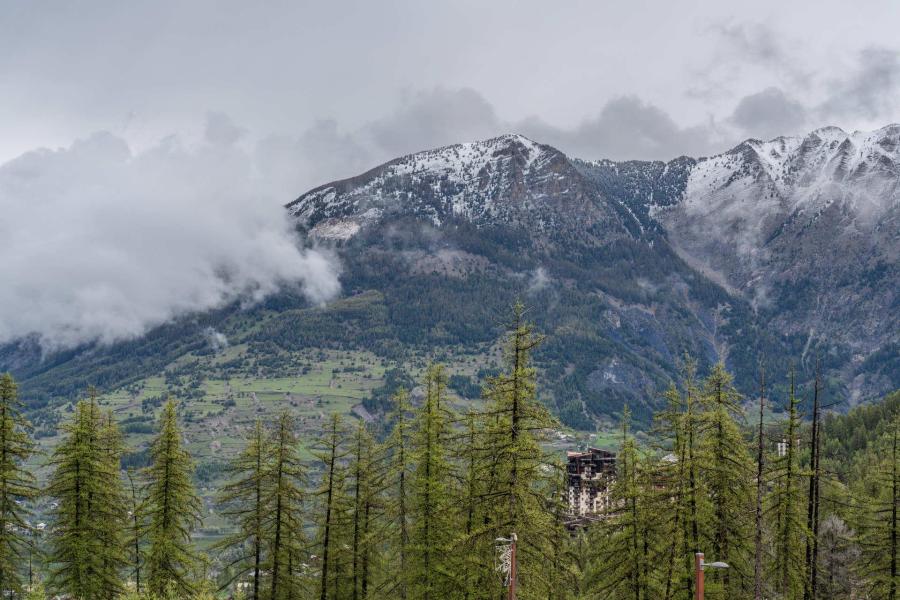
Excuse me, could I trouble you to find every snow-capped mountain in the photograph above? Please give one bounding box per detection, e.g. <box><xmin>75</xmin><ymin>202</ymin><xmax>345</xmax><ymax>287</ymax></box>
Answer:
<box><xmin>660</xmin><ymin>125</ymin><xmax>900</xmax><ymax>289</ymax></box>
<box><xmin>4</xmin><ymin>126</ymin><xmax>895</xmax><ymax>427</ymax></box>
<box><xmin>287</xmin><ymin>134</ymin><xmax>642</xmax><ymax>247</ymax></box>
<box><xmin>653</xmin><ymin>126</ymin><xmax>899</xmax><ymax>401</ymax></box>
<box><xmin>289</xmin><ymin>125</ymin><xmax>899</xmax><ymax>405</ymax></box>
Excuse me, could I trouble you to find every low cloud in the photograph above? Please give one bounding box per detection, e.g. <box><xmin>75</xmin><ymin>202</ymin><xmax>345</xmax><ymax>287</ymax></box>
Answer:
<box><xmin>256</xmin><ymin>89</ymin><xmax>731</xmax><ymax>194</ymax></box>
<box><xmin>819</xmin><ymin>47</ymin><xmax>900</xmax><ymax>121</ymax></box>
<box><xmin>0</xmin><ymin>119</ymin><xmax>341</xmax><ymax>350</ymax></box>
<box><xmin>731</xmin><ymin>87</ymin><xmax>809</xmax><ymax>139</ymax></box>
<box><xmin>518</xmin><ymin>96</ymin><xmax>723</xmax><ymax>160</ymax></box>
<box><xmin>366</xmin><ymin>87</ymin><xmax>505</xmax><ymax>156</ymax></box>
<box><xmin>527</xmin><ymin>267</ymin><xmax>551</xmax><ymax>294</ymax></box>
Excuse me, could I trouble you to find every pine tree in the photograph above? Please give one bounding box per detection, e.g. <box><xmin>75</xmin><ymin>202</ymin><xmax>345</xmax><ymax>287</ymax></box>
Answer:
<box><xmin>478</xmin><ymin>302</ymin><xmax>559</xmax><ymax>599</ymax></box>
<box><xmin>126</xmin><ymin>468</ymin><xmax>144</xmax><ymax>595</ymax></box>
<box><xmin>314</xmin><ymin>413</ymin><xmax>348</xmax><ymax>600</ymax></box>
<box><xmin>818</xmin><ymin>515</ymin><xmax>858</xmax><ymax>600</ymax></box>
<box><xmin>753</xmin><ymin>367</ymin><xmax>767</xmax><ymax>600</ymax></box>
<box><xmin>215</xmin><ymin>419</ymin><xmax>269</xmax><ymax>600</ymax></box>
<box><xmin>348</xmin><ymin>420</ymin><xmax>381</xmax><ymax>600</ymax></box>
<box><xmin>696</xmin><ymin>363</ymin><xmax>754</xmax><ymax>595</ymax></box>
<box><xmin>409</xmin><ymin>363</ymin><xmax>455</xmax><ymax>599</ymax></box>
<box><xmin>0</xmin><ymin>373</ymin><xmax>38</xmax><ymax>597</ymax></box>
<box><xmin>855</xmin><ymin>416</ymin><xmax>900</xmax><ymax>599</ymax></box>
<box><xmin>804</xmin><ymin>368</ymin><xmax>823</xmax><ymax>600</ymax></box>
<box><xmin>589</xmin><ymin>407</ymin><xmax>652</xmax><ymax>599</ymax></box>
<box><xmin>653</xmin><ymin>360</ymin><xmax>703</xmax><ymax>600</ymax></box>
<box><xmin>46</xmin><ymin>391</ymin><xmax>127</xmax><ymax>598</ymax></box>
<box><xmin>265</xmin><ymin>411</ymin><xmax>307</xmax><ymax>600</ymax></box>
<box><xmin>384</xmin><ymin>388</ymin><xmax>412</xmax><ymax>600</ymax></box>
<box><xmin>768</xmin><ymin>371</ymin><xmax>806</xmax><ymax>598</ymax></box>
<box><xmin>144</xmin><ymin>399</ymin><xmax>202</xmax><ymax>597</ymax></box>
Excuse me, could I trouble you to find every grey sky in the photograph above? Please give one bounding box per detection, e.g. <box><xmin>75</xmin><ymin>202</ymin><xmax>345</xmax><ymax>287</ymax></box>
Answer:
<box><xmin>3</xmin><ymin>0</ymin><xmax>900</xmax><ymax>167</ymax></box>
<box><xmin>1</xmin><ymin>0</ymin><xmax>899</xmax><ymax>348</ymax></box>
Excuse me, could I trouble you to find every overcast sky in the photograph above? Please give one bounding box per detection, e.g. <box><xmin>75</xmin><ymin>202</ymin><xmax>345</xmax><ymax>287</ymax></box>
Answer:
<box><xmin>1</xmin><ymin>0</ymin><xmax>899</xmax><ymax>347</ymax></box>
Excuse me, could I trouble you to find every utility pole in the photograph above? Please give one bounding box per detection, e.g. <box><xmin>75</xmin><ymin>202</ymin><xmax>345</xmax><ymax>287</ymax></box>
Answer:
<box><xmin>695</xmin><ymin>552</ymin><xmax>705</xmax><ymax>600</ymax></box>
<box><xmin>508</xmin><ymin>533</ymin><xmax>517</xmax><ymax>600</ymax></box>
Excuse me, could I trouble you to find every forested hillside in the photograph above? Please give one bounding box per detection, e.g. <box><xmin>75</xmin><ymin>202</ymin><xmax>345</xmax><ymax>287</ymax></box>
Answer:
<box><xmin>0</xmin><ymin>307</ymin><xmax>898</xmax><ymax>599</ymax></box>
<box><xmin>4</xmin><ymin>128</ymin><xmax>897</xmax><ymax>434</ymax></box>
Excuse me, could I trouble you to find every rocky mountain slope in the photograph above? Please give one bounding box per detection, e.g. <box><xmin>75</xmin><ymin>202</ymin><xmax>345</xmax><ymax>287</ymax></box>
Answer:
<box><xmin>3</xmin><ymin>126</ymin><xmax>897</xmax><ymax>427</ymax></box>
<box><xmin>289</xmin><ymin>126</ymin><xmax>899</xmax><ymax>408</ymax></box>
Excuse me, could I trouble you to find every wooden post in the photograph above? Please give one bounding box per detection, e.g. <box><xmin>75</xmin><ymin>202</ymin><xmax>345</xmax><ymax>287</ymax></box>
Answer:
<box><xmin>509</xmin><ymin>533</ymin><xmax>518</xmax><ymax>600</ymax></box>
<box><xmin>695</xmin><ymin>552</ymin><xmax>704</xmax><ymax>600</ymax></box>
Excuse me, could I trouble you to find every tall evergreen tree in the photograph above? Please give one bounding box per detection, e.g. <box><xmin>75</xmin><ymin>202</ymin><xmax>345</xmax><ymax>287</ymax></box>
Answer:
<box><xmin>697</xmin><ymin>363</ymin><xmax>754</xmax><ymax>595</ymax></box>
<box><xmin>126</xmin><ymin>468</ymin><xmax>144</xmax><ymax>595</ymax></box>
<box><xmin>348</xmin><ymin>420</ymin><xmax>381</xmax><ymax>600</ymax></box>
<box><xmin>0</xmin><ymin>374</ymin><xmax>38</xmax><ymax>597</ymax></box>
<box><xmin>98</xmin><ymin>411</ymin><xmax>129</xmax><ymax>595</ymax></box>
<box><xmin>215</xmin><ymin>419</ymin><xmax>269</xmax><ymax>600</ymax></box>
<box><xmin>265</xmin><ymin>411</ymin><xmax>307</xmax><ymax>600</ymax></box>
<box><xmin>804</xmin><ymin>369</ymin><xmax>823</xmax><ymax>600</ymax></box>
<box><xmin>46</xmin><ymin>391</ymin><xmax>127</xmax><ymax>598</ymax></box>
<box><xmin>144</xmin><ymin>399</ymin><xmax>202</xmax><ymax>597</ymax></box>
<box><xmin>409</xmin><ymin>364</ymin><xmax>455</xmax><ymax>600</ymax></box>
<box><xmin>478</xmin><ymin>302</ymin><xmax>559</xmax><ymax>599</ymax></box>
<box><xmin>653</xmin><ymin>360</ymin><xmax>703</xmax><ymax>600</ymax></box>
<box><xmin>452</xmin><ymin>411</ymin><xmax>493</xmax><ymax>600</ymax></box>
<box><xmin>384</xmin><ymin>388</ymin><xmax>412</xmax><ymax>600</ymax></box>
<box><xmin>754</xmin><ymin>368</ymin><xmax>767</xmax><ymax>600</ymax></box>
<box><xmin>855</xmin><ymin>416</ymin><xmax>900</xmax><ymax>599</ymax></box>
<box><xmin>768</xmin><ymin>372</ymin><xmax>806</xmax><ymax>599</ymax></box>
<box><xmin>589</xmin><ymin>407</ymin><xmax>651</xmax><ymax>600</ymax></box>
<box><xmin>314</xmin><ymin>413</ymin><xmax>349</xmax><ymax>600</ymax></box>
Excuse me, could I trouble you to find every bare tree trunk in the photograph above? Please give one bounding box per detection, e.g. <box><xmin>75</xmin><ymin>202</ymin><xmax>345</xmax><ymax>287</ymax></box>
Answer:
<box><xmin>805</xmin><ymin>370</ymin><xmax>820</xmax><ymax>600</ymax></box>
<box><xmin>754</xmin><ymin>367</ymin><xmax>766</xmax><ymax>600</ymax></box>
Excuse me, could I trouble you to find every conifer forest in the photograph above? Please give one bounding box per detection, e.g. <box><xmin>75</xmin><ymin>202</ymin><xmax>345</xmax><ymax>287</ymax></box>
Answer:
<box><xmin>0</xmin><ymin>304</ymin><xmax>895</xmax><ymax>599</ymax></box>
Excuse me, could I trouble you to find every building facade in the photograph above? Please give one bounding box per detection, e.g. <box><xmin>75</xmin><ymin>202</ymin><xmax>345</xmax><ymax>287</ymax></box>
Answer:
<box><xmin>566</xmin><ymin>447</ymin><xmax>616</xmax><ymax>519</ymax></box>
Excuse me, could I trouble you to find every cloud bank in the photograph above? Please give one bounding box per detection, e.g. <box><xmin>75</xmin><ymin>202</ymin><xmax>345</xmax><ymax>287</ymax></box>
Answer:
<box><xmin>4</xmin><ymin>24</ymin><xmax>898</xmax><ymax>353</ymax></box>
<box><xmin>0</xmin><ymin>117</ymin><xmax>340</xmax><ymax>350</ymax></box>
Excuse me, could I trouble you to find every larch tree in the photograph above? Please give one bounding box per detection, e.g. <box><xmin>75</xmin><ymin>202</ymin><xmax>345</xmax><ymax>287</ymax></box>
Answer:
<box><xmin>804</xmin><ymin>369</ymin><xmax>823</xmax><ymax>600</ymax></box>
<box><xmin>46</xmin><ymin>391</ymin><xmax>127</xmax><ymax>599</ymax></box>
<box><xmin>265</xmin><ymin>411</ymin><xmax>307</xmax><ymax>600</ymax></box>
<box><xmin>215</xmin><ymin>419</ymin><xmax>269</xmax><ymax>600</ymax></box>
<box><xmin>348</xmin><ymin>420</ymin><xmax>381</xmax><ymax>600</ymax></box>
<box><xmin>98</xmin><ymin>411</ymin><xmax>129</xmax><ymax>595</ymax></box>
<box><xmin>697</xmin><ymin>363</ymin><xmax>754</xmax><ymax>596</ymax></box>
<box><xmin>753</xmin><ymin>368</ymin><xmax>767</xmax><ymax>600</ymax></box>
<box><xmin>144</xmin><ymin>398</ymin><xmax>202</xmax><ymax>597</ymax></box>
<box><xmin>767</xmin><ymin>372</ymin><xmax>807</xmax><ymax>599</ymax></box>
<box><xmin>0</xmin><ymin>373</ymin><xmax>38</xmax><ymax>597</ymax></box>
<box><xmin>854</xmin><ymin>416</ymin><xmax>900</xmax><ymax>599</ymax></box>
<box><xmin>478</xmin><ymin>302</ymin><xmax>559</xmax><ymax>599</ymax></box>
<box><xmin>653</xmin><ymin>360</ymin><xmax>704</xmax><ymax>600</ymax></box>
<box><xmin>126</xmin><ymin>468</ymin><xmax>144</xmax><ymax>596</ymax></box>
<box><xmin>409</xmin><ymin>363</ymin><xmax>455</xmax><ymax>600</ymax></box>
<box><xmin>452</xmin><ymin>411</ymin><xmax>493</xmax><ymax>600</ymax></box>
<box><xmin>384</xmin><ymin>388</ymin><xmax>412</xmax><ymax>600</ymax></box>
<box><xmin>314</xmin><ymin>413</ymin><xmax>349</xmax><ymax>600</ymax></box>
<box><xmin>589</xmin><ymin>407</ymin><xmax>658</xmax><ymax>600</ymax></box>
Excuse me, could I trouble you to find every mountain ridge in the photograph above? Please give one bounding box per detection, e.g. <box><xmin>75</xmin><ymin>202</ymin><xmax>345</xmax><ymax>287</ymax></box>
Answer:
<box><xmin>1</xmin><ymin>125</ymin><xmax>896</xmax><ymax>428</ymax></box>
<box><xmin>288</xmin><ymin>124</ymin><xmax>899</xmax><ymax>406</ymax></box>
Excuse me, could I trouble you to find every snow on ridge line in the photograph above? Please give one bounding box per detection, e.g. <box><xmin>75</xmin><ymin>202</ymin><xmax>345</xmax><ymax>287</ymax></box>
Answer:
<box><xmin>678</xmin><ymin>123</ymin><xmax>900</xmax><ymax>231</ymax></box>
